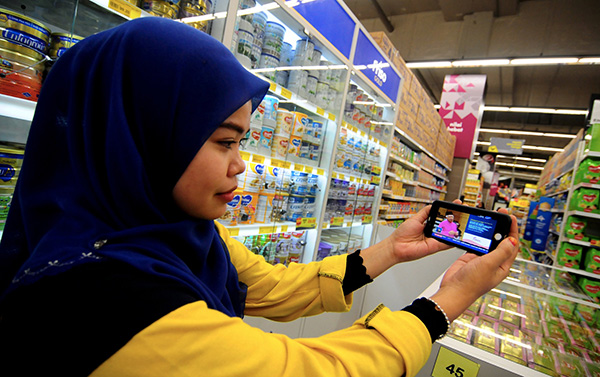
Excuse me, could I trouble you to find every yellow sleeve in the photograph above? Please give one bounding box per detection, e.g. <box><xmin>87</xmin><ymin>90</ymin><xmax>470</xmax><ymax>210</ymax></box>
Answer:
<box><xmin>90</xmin><ymin>301</ymin><xmax>432</xmax><ymax>377</ymax></box>
<box><xmin>214</xmin><ymin>222</ymin><xmax>352</xmax><ymax>321</ymax></box>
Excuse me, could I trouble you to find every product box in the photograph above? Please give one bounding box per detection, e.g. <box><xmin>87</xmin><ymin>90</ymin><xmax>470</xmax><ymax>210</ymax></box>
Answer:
<box><xmin>532</xmin><ymin>197</ymin><xmax>555</xmax><ymax>251</ymax></box>
<box><xmin>369</xmin><ymin>31</ymin><xmax>394</xmax><ymax>60</ymax></box>
<box><xmin>584</xmin><ymin>248</ymin><xmax>600</xmax><ymax>276</ymax></box>
<box><xmin>570</xmin><ymin>188</ymin><xmax>600</xmax><ymax>214</ymax></box>
<box><xmin>575</xmin><ymin>157</ymin><xmax>600</xmax><ymax>185</ymax></box>
<box><xmin>579</xmin><ymin>277</ymin><xmax>600</xmax><ymax>302</ymax></box>
<box><xmin>557</xmin><ymin>242</ymin><xmax>584</xmax><ymax>268</ymax></box>
<box><xmin>523</xmin><ymin>201</ymin><xmax>539</xmax><ymax>241</ymax></box>
<box><xmin>565</xmin><ymin>215</ymin><xmax>589</xmax><ymax>241</ymax></box>
<box><xmin>576</xmin><ymin>303</ymin><xmax>597</xmax><ymax>326</ymax></box>
<box><xmin>528</xmin><ymin>345</ymin><xmax>556</xmax><ymax>375</ymax></box>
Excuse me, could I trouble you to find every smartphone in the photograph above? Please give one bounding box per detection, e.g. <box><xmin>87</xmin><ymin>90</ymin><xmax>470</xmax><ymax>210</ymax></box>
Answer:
<box><xmin>423</xmin><ymin>200</ymin><xmax>512</xmax><ymax>255</ymax></box>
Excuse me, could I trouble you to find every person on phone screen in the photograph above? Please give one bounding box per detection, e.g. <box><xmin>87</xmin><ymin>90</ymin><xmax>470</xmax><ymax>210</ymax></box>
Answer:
<box><xmin>0</xmin><ymin>17</ymin><xmax>520</xmax><ymax>377</ymax></box>
<box><xmin>438</xmin><ymin>213</ymin><xmax>459</xmax><ymax>238</ymax></box>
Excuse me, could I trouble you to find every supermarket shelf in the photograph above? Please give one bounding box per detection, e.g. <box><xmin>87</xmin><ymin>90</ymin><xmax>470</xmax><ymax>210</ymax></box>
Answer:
<box><xmin>418</xmin><ymin>182</ymin><xmax>446</xmax><ymax>193</ymax></box>
<box><xmin>388</xmin><ymin>153</ymin><xmax>421</xmax><ymax>171</ymax></box>
<box><xmin>381</xmin><ymin>190</ymin><xmax>431</xmax><ymax>203</ymax></box>
<box><xmin>381</xmin><ymin>213</ymin><xmax>412</xmax><ymax>220</ymax></box>
<box><xmin>464</xmin><ymin>184</ymin><xmax>480</xmax><ymax>188</ymax></box>
<box><xmin>385</xmin><ymin>171</ymin><xmax>419</xmax><ymax>186</ymax></box>
<box><xmin>554</xmin><ymin>166</ymin><xmax>575</xmax><ymax>181</ymax></box>
<box><xmin>226</xmin><ymin>221</ymin><xmax>298</xmax><ymax>237</ymax></box>
<box><xmin>394</xmin><ymin>127</ymin><xmax>452</xmax><ymax>171</ymax></box>
<box><xmin>322</xmin><ymin>219</ymin><xmax>371</xmax><ymax>229</ymax></box>
<box><xmin>89</xmin><ymin>0</ymin><xmax>152</xmax><ymax>19</ymax></box>
<box><xmin>550</xmin><ymin>208</ymin><xmax>565</xmax><ymax>213</ymax></box>
<box><xmin>0</xmin><ymin>94</ymin><xmax>36</xmax><ymax>122</ymax></box>
<box><xmin>562</xmin><ymin>266</ymin><xmax>600</xmax><ymax>280</ymax></box>
<box><xmin>574</xmin><ymin>182</ymin><xmax>600</xmax><ymax>190</ymax></box>
<box><xmin>463</xmin><ymin>198</ymin><xmax>477</xmax><ymax>203</ymax></box>
<box><xmin>420</xmin><ymin>165</ymin><xmax>449</xmax><ymax>182</ymax></box>
<box><xmin>547</xmin><ymin>188</ymin><xmax>569</xmax><ymax>197</ymax></box>
<box><xmin>273</xmin><ymin>82</ymin><xmax>338</xmax><ymax>123</ymax></box>
<box><xmin>583</xmin><ymin>150</ymin><xmax>600</xmax><ymax>159</ymax></box>
<box><xmin>502</xmin><ymin>276</ymin><xmax>599</xmax><ymax>308</ymax></box>
<box><xmin>566</xmin><ymin>210</ymin><xmax>600</xmax><ymax>220</ymax></box>
<box><xmin>379</xmin><ymin>205</ymin><xmax>390</xmax><ymax>211</ymax></box>
<box><xmin>549</xmin><ymin>229</ymin><xmax>560</xmax><ymax>236</ymax></box>
<box><xmin>563</xmin><ymin>238</ymin><xmax>600</xmax><ymax>249</ymax></box>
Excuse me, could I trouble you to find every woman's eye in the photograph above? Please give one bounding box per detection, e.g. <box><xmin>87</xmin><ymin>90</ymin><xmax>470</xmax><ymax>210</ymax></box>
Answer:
<box><xmin>219</xmin><ymin>141</ymin><xmax>236</xmax><ymax>149</ymax></box>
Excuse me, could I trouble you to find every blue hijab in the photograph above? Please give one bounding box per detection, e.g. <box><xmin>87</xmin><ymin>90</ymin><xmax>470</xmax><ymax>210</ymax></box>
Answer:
<box><xmin>0</xmin><ymin>17</ymin><xmax>269</xmax><ymax>317</ymax></box>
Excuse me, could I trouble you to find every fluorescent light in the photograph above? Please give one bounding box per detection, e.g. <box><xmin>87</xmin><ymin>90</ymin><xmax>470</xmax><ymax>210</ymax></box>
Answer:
<box><xmin>452</xmin><ymin>59</ymin><xmax>510</xmax><ymax>67</ymax></box>
<box><xmin>251</xmin><ymin>68</ymin><xmax>277</xmax><ymax>73</ymax></box>
<box><xmin>406</xmin><ymin>61</ymin><xmax>452</xmax><ymax>68</ymax></box>
<box><xmin>478</xmin><ymin>128</ymin><xmax>577</xmax><ymax>139</ymax></box>
<box><xmin>510</xmin><ymin>57</ymin><xmax>579</xmax><ymax>65</ymax></box>
<box><xmin>555</xmin><ymin>109</ymin><xmax>588</xmax><ymax>115</ymax></box>
<box><xmin>477</xmin><ymin>141</ymin><xmax>491</xmax><ymax>145</ymax></box>
<box><xmin>522</xmin><ymin>145</ymin><xmax>564</xmax><ymax>152</ymax></box>
<box><xmin>509</xmin><ymin>107</ymin><xmax>556</xmax><ymax>114</ymax></box>
<box><xmin>528</xmin><ymin>166</ymin><xmax>545</xmax><ymax>170</ymax></box>
<box><xmin>532</xmin><ymin>158</ymin><xmax>547</xmax><ymax>163</ymax></box>
<box><xmin>371</xmin><ymin>121</ymin><xmax>394</xmax><ymax>125</ymax></box>
<box><xmin>237</xmin><ymin>2</ymin><xmax>280</xmax><ymax>16</ymax></box>
<box><xmin>483</xmin><ymin>106</ymin><xmax>510</xmax><ymax>112</ymax></box>
<box><xmin>579</xmin><ymin>57</ymin><xmax>600</xmax><ymax>64</ymax></box>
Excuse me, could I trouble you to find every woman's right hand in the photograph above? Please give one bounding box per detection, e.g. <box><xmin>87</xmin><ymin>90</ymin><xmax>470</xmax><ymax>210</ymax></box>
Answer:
<box><xmin>428</xmin><ymin>210</ymin><xmax>520</xmax><ymax>322</ymax></box>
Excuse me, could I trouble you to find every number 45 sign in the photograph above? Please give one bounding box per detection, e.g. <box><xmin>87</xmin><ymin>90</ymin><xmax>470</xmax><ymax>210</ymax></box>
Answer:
<box><xmin>432</xmin><ymin>347</ymin><xmax>480</xmax><ymax>377</ymax></box>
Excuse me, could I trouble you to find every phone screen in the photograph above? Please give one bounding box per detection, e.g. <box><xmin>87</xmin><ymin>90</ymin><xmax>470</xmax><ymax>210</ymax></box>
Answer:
<box><xmin>432</xmin><ymin>206</ymin><xmax>499</xmax><ymax>254</ymax></box>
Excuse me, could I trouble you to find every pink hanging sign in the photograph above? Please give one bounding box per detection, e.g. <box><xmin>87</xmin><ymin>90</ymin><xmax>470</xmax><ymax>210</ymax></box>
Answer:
<box><xmin>438</xmin><ymin>75</ymin><xmax>487</xmax><ymax>159</ymax></box>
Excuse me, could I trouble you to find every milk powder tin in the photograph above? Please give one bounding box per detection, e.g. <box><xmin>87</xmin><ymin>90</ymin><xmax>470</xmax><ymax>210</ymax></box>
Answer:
<box><xmin>238</xmin><ymin>191</ymin><xmax>259</xmax><ymax>224</ymax></box>
<box><xmin>0</xmin><ymin>147</ymin><xmax>23</xmax><ymax>186</ymax></box>
<box><xmin>270</xmin><ymin>134</ymin><xmax>289</xmax><ymax>160</ymax></box>
<box><xmin>257</xmin><ymin>124</ymin><xmax>275</xmax><ymax>154</ymax></box>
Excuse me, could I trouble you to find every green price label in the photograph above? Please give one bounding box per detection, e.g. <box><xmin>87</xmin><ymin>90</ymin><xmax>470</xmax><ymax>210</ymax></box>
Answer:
<box><xmin>432</xmin><ymin>347</ymin><xmax>479</xmax><ymax>377</ymax></box>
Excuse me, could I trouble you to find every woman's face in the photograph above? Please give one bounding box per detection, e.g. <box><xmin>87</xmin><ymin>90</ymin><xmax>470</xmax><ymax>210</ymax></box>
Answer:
<box><xmin>172</xmin><ymin>101</ymin><xmax>251</xmax><ymax>220</ymax></box>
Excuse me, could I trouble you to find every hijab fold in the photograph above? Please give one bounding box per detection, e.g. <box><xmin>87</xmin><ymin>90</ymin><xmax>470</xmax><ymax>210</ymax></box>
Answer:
<box><xmin>0</xmin><ymin>17</ymin><xmax>269</xmax><ymax>317</ymax></box>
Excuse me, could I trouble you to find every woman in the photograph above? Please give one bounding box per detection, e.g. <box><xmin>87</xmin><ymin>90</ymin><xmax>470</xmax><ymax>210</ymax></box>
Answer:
<box><xmin>0</xmin><ymin>17</ymin><xmax>519</xmax><ymax>376</ymax></box>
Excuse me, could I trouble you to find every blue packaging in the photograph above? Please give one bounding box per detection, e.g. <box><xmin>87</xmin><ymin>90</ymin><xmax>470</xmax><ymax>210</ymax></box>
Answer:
<box><xmin>531</xmin><ymin>197</ymin><xmax>556</xmax><ymax>251</ymax></box>
<box><xmin>523</xmin><ymin>201</ymin><xmax>539</xmax><ymax>241</ymax></box>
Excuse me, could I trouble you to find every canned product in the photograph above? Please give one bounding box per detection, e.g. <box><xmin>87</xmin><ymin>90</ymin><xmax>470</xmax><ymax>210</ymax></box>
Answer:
<box><xmin>290</xmin><ymin>112</ymin><xmax>309</xmax><ymax>137</ymax></box>
<box><xmin>251</xmin><ymin>100</ymin><xmax>265</xmax><ymax>126</ymax></box>
<box><xmin>0</xmin><ymin>8</ymin><xmax>50</xmax><ymax>45</ymax></box>
<box><xmin>286</xmin><ymin>194</ymin><xmax>305</xmax><ymax>222</ymax></box>
<box><xmin>262</xmin><ymin>95</ymin><xmax>279</xmax><ymax>123</ymax></box>
<box><xmin>265</xmin><ymin>21</ymin><xmax>285</xmax><ymax>40</ymax></box>
<box><xmin>49</xmin><ymin>32</ymin><xmax>83</xmax><ymax>59</ymax></box>
<box><xmin>257</xmin><ymin>124</ymin><xmax>274</xmax><ymax>154</ymax></box>
<box><xmin>287</xmin><ymin>135</ymin><xmax>302</xmax><ymax>160</ymax></box>
<box><xmin>0</xmin><ymin>147</ymin><xmax>24</xmax><ymax>186</ymax></box>
<box><xmin>238</xmin><ymin>191</ymin><xmax>259</xmax><ymax>224</ymax></box>
<box><xmin>286</xmin><ymin>69</ymin><xmax>307</xmax><ymax>96</ymax></box>
<box><xmin>270</xmin><ymin>134</ymin><xmax>289</xmax><ymax>160</ymax></box>
<box><xmin>254</xmin><ymin>192</ymin><xmax>275</xmax><ymax>223</ymax></box>
<box><xmin>242</xmin><ymin>124</ymin><xmax>261</xmax><ymax>153</ymax></box>
<box><xmin>306</xmin><ymin>75</ymin><xmax>318</xmax><ymax>100</ymax></box>
<box><xmin>262</xmin><ymin>166</ymin><xmax>281</xmax><ymax>194</ymax></box>
<box><xmin>241</xmin><ymin>162</ymin><xmax>265</xmax><ymax>192</ymax></box>
<box><xmin>141</xmin><ymin>0</ymin><xmax>179</xmax><ymax>18</ymax></box>
<box><xmin>290</xmin><ymin>170</ymin><xmax>308</xmax><ymax>196</ymax></box>
<box><xmin>236</xmin><ymin>29</ymin><xmax>254</xmax><ymax>58</ymax></box>
<box><xmin>275</xmin><ymin>109</ymin><xmax>292</xmax><ymax>135</ymax></box>
<box><xmin>217</xmin><ymin>189</ymin><xmax>243</xmax><ymax>226</ymax></box>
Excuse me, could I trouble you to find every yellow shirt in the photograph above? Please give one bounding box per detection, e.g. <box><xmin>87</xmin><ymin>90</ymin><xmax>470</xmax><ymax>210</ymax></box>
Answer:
<box><xmin>91</xmin><ymin>222</ymin><xmax>432</xmax><ymax>377</ymax></box>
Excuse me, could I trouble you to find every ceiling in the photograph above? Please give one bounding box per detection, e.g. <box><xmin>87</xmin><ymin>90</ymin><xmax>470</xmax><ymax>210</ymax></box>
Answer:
<box><xmin>343</xmin><ymin>0</ymin><xmax>600</xmax><ymax>185</ymax></box>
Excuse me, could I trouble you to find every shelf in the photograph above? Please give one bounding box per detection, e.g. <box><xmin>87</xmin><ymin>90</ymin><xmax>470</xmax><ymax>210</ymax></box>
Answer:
<box><xmin>384</xmin><ymin>172</ymin><xmax>419</xmax><ymax>186</ymax></box>
<box><xmin>418</xmin><ymin>182</ymin><xmax>446</xmax><ymax>193</ymax></box>
<box><xmin>574</xmin><ymin>182</ymin><xmax>600</xmax><ymax>190</ymax></box>
<box><xmin>463</xmin><ymin>198</ymin><xmax>477</xmax><ymax>203</ymax></box>
<box><xmin>394</xmin><ymin>127</ymin><xmax>452</xmax><ymax>171</ymax></box>
<box><xmin>89</xmin><ymin>0</ymin><xmax>152</xmax><ymax>19</ymax></box>
<box><xmin>0</xmin><ymin>94</ymin><xmax>36</xmax><ymax>122</ymax></box>
<box><xmin>381</xmin><ymin>191</ymin><xmax>431</xmax><ymax>203</ymax></box>
<box><xmin>583</xmin><ymin>150</ymin><xmax>600</xmax><ymax>159</ymax></box>
<box><xmin>550</xmin><ymin>208</ymin><xmax>565</xmax><ymax>213</ymax></box>
<box><xmin>554</xmin><ymin>166</ymin><xmax>575</xmax><ymax>180</ymax></box>
<box><xmin>388</xmin><ymin>153</ymin><xmax>421</xmax><ymax>171</ymax></box>
<box><xmin>563</xmin><ymin>238</ymin><xmax>600</xmax><ymax>249</ymax></box>
<box><xmin>420</xmin><ymin>165</ymin><xmax>449</xmax><ymax>182</ymax></box>
<box><xmin>225</xmin><ymin>221</ymin><xmax>299</xmax><ymax>237</ymax></box>
<box><xmin>268</xmin><ymin>81</ymin><xmax>338</xmax><ymax>123</ymax></box>
<box><xmin>381</xmin><ymin>213</ymin><xmax>412</xmax><ymax>220</ymax></box>
<box><xmin>566</xmin><ymin>210</ymin><xmax>600</xmax><ymax>220</ymax></box>
<box><xmin>547</xmin><ymin>188</ymin><xmax>569</xmax><ymax>197</ymax></box>
<box><xmin>562</xmin><ymin>266</ymin><xmax>600</xmax><ymax>280</ymax></box>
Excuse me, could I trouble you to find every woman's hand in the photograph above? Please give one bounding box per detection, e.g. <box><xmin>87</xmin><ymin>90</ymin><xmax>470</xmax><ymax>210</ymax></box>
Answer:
<box><xmin>429</xmin><ymin>209</ymin><xmax>520</xmax><ymax>322</ymax></box>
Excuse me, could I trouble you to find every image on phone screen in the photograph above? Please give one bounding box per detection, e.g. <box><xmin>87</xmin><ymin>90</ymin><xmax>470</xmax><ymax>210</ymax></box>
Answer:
<box><xmin>432</xmin><ymin>207</ymin><xmax>499</xmax><ymax>254</ymax></box>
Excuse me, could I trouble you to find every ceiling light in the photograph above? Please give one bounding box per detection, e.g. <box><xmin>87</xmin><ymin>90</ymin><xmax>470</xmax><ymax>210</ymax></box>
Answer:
<box><xmin>509</xmin><ymin>107</ymin><xmax>557</xmax><ymax>114</ymax></box>
<box><xmin>483</xmin><ymin>106</ymin><xmax>510</xmax><ymax>112</ymax></box>
<box><xmin>478</xmin><ymin>106</ymin><xmax>587</xmax><ymax>116</ymax></box>
<box><xmin>532</xmin><ymin>158</ymin><xmax>547</xmax><ymax>163</ymax></box>
<box><xmin>528</xmin><ymin>166</ymin><xmax>545</xmax><ymax>170</ymax></box>
<box><xmin>452</xmin><ymin>59</ymin><xmax>510</xmax><ymax>67</ymax></box>
<box><xmin>579</xmin><ymin>57</ymin><xmax>600</xmax><ymax>64</ymax></box>
<box><xmin>510</xmin><ymin>57</ymin><xmax>579</xmax><ymax>65</ymax></box>
<box><xmin>476</xmin><ymin>141</ymin><xmax>564</xmax><ymax>153</ymax></box>
<box><xmin>555</xmin><ymin>109</ymin><xmax>589</xmax><ymax>115</ymax></box>
<box><xmin>478</xmin><ymin>128</ymin><xmax>578</xmax><ymax>138</ymax></box>
<box><xmin>406</xmin><ymin>61</ymin><xmax>452</xmax><ymax>68</ymax></box>
<box><xmin>237</xmin><ymin>2</ymin><xmax>280</xmax><ymax>16</ymax></box>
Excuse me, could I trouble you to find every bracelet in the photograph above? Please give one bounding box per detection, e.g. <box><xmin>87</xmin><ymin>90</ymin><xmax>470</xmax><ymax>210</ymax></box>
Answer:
<box><xmin>427</xmin><ymin>297</ymin><xmax>451</xmax><ymax>340</ymax></box>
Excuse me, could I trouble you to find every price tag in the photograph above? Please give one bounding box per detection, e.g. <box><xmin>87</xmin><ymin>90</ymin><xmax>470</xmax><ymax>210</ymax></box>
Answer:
<box><xmin>360</xmin><ymin>131</ymin><xmax>366</xmax><ymax>137</ymax></box>
<box><xmin>349</xmin><ymin>176</ymin><xmax>355</xmax><ymax>182</ymax></box>
<box><xmin>339</xmin><ymin>173</ymin><xmax>345</xmax><ymax>180</ymax></box>
<box><xmin>362</xmin><ymin>215</ymin><xmax>372</xmax><ymax>224</ymax></box>
<box><xmin>330</xmin><ymin>217</ymin><xmax>344</xmax><ymax>227</ymax></box>
<box><xmin>296</xmin><ymin>217</ymin><xmax>316</xmax><ymax>229</ymax></box>
<box><xmin>280</xmin><ymin>225</ymin><xmax>288</xmax><ymax>232</ymax></box>
<box><xmin>372</xmin><ymin>166</ymin><xmax>382</xmax><ymax>175</ymax></box>
<box><xmin>108</xmin><ymin>0</ymin><xmax>141</xmax><ymax>18</ymax></box>
<box><xmin>316</xmin><ymin>107</ymin><xmax>325</xmax><ymax>116</ymax></box>
<box><xmin>342</xmin><ymin>121</ymin><xmax>349</xmax><ymax>128</ymax></box>
<box><xmin>304</xmin><ymin>166</ymin><xmax>313</xmax><ymax>173</ymax></box>
<box><xmin>283</xmin><ymin>161</ymin><xmax>292</xmax><ymax>169</ymax></box>
<box><xmin>271</xmin><ymin>159</ymin><xmax>283</xmax><ymax>167</ymax></box>
<box><xmin>280</xmin><ymin>88</ymin><xmax>292</xmax><ymax>99</ymax></box>
<box><xmin>346</xmin><ymin>221</ymin><xmax>352</xmax><ymax>227</ymax></box>
<box><xmin>269</xmin><ymin>83</ymin><xmax>277</xmax><ymax>92</ymax></box>
<box><xmin>371</xmin><ymin>176</ymin><xmax>381</xmax><ymax>185</ymax></box>
<box><xmin>295</xmin><ymin>164</ymin><xmax>305</xmax><ymax>172</ymax></box>
<box><xmin>328</xmin><ymin>113</ymin><xmax>336</xmax><ymax>121</ymax></box>
<box><xmin>380</xmin><ymin>141</ymin><xmax>388</xmax><ymax>148</ymax></box>
<box><xmin>240</xmin><ymin>151</ymin><xmax>251</xmax><ymax>161</ymax></box>
<box><xmin>332</xmin><ymin>172</ymin><xmax>338</xmax><ymax>179</ymax></box>
<box><xmin>259</xmin><ymin>226</ymin><xmax>273</xmax><ymax>234</ymax></box>
<box><xmin>252</xmin><ymin>154</ymin><xmax>265</xmax><ymax>163</ymax></box>
<box><xmin>432</xmin><ymin>347</ymin><xmax>480</xmax><ymax>377</ymax></box>
<box><xmin>228</xmin><ymin>227</ymin><xmax>240</xmax><ymax>236</ymax></box>
<box><xmin>317</xmin><ymin>169</ymin><xmax>325</xmax><ymax>175</ymax></box>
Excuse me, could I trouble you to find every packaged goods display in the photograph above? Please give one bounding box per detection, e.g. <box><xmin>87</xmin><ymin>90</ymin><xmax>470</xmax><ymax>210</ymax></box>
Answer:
<box><xmin>316</xmin><ymin>229</ymin><xmax>363</xmax><ymax>261</ymax></box>
<box><xmin>323</xmin><ymin>177</ymin><xmax>376</xmax><ymax>225</ymax></box>
<box><xmin>234</xmin><ymin>231</ymin><xmax>307</xmax><ymax>266</ymax></box>
<box><xmin>0</xmin><ymin>146</ymin><xmax>24</xmax><ymax>231</ymax></box>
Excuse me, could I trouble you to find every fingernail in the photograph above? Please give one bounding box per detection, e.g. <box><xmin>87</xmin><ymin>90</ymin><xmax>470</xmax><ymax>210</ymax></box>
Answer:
<box><xmin>509</xmin><ymin>237</ymin><xmax>518</xmax><ymax>246</ymax></box>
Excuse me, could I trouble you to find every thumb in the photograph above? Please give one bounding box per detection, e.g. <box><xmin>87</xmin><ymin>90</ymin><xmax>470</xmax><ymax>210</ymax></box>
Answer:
<box><xmin>482</xmin><ymin>236</ymin><xmax>519</xmax><ymax>271</ymax></box>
